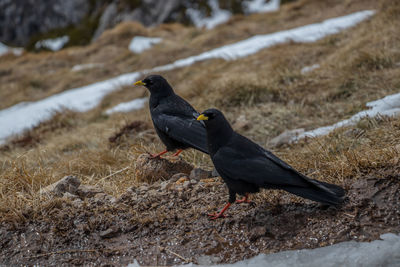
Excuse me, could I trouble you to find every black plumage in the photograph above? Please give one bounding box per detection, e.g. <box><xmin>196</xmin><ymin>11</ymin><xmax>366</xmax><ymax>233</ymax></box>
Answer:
<box><xmin>197</xmin><ymin>108</ymin><xmax>345</xmax><ymax>219</ymax></box>
<box><xmin>134</xmin><ymin>75</ymin><xmax>208</xmax><ymax>157</ymax></box>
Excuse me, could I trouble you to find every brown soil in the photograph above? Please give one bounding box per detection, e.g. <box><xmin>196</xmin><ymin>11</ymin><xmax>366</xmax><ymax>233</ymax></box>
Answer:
<box><xmin>1</xmin><ymin>165</ymin><xmax>399</xmax><ymax>266</ymax></box>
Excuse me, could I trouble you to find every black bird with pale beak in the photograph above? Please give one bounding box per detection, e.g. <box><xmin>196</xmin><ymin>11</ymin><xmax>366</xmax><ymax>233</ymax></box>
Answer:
<box><xmin>197</xmin><ymin>108</ymin><xmax>345</xmax><ymax>219</ymax></box>
<box><xmin>134</xmin><ymin>75</ymin><xmax>208</xmax><ymax>158</ymax></box>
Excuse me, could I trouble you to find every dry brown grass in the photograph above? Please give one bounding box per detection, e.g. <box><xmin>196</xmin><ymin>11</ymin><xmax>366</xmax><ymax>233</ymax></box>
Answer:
<box><xmin>1</xmin><ymin>0</ymin><xmax>399</xmax><ymax>221</ymax></box>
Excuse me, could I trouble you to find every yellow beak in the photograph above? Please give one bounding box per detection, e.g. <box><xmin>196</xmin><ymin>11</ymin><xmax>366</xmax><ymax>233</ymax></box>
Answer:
<box><xmin>197</xmin><ymin>114</ymin><xmax>209</xmax><ymax>121</ymax></box>
<box><xmin>134</xmin><ymin>80</ymin><xmax>146</xmax><ymax>86</ymax></box>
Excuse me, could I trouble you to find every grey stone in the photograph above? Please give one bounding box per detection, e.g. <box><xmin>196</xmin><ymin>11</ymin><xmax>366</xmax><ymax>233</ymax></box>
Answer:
<box><xmin>190</xmin><ymin>168</ymin><xmax>212</xmax><ymax>181</ymax></box>
<box><xmin>269</xmin><ymin>128</ymin><xmax>305</xmax><ymax>147</ymax></box>
<box><xmin>99</xmin><ymin>226</ymin><xmax>120</xmax><ymax>239</ymax></box>
<box><xmin>76</xmin><ymin>185</ymin><xmax>104</xmax><ymax>198</ymax></box>
<box><xmin>40</xmin><ymin>175</ymin><xmax>81</xmax><ymax>197</ymax></box>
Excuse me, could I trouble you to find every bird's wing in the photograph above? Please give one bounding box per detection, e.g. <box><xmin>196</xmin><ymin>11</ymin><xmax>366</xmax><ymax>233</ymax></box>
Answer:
<box><xmin>213</xmin><ymin>135</ymin><xmax>310</xmax><ymax>188</ymax></box>
<box><xmin>153</xmin><ymin>113</ymin><xmax>209</xmax><ymax>154</ymax></box>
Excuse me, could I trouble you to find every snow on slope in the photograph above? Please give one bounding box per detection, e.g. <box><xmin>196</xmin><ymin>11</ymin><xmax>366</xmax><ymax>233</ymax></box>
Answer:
<box><xmin>129</xmin><ymin>36</ymin><xmax>162</xmax><ymax>54</ymax></box>
<box><xmin>187</xmin><ymin>0</ymin><xmax>232</xmax><ymax>29</ymax></box>
<box><xmin>127</xmin><ymin>233</ymin><xmax>400</xmax><ymax>266</ymax></box>
<box><xmin>0</xmin><ymin>10</ymin><xmax>375</xmax><ymax>144</ymax></box>
<box><xmin>105</xmin><ymin>98</ymin><xmax>148</xmax><ymax>115</ymax></box>
<box><xmin>0</xmin><ymin>42</ymin><xmax>23</xmax><ymax>56</ymax></box>
<box><xmin>301</xmin><ymin>63</ymin><xmax>320</xmax><ymax>74</ymax></box>
<box><xmin>35</xmin><ymin>36</ymin><xmax>70</xmax><ymax>51</ymax></box>
<box><xmin>152</xmin><ymin>10</ymin><xmax>375</xmax><ymax>72</ymax></box>
<box><xmin>0</xmin><ymin>72</ymin><xmax>141</xmax><ymax>144</ymax></box>
<box><xmin>244</xmin><ymin>0</ymin><xmax>280</xmax><ymax>14</ymax></box>
<box><xmin>193</xmin><ymin>233</ymin><xmax>400</xmax><ymax>267</ymax></box>
<box><xmin>294</xmin><ymin>92</ymin><xmax>400</xmax><ymax>140</ymax></box>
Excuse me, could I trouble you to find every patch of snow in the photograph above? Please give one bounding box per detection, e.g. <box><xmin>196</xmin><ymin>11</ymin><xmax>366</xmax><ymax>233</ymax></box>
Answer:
<box><xmin>35</xmin><ymin>36</ymin><xmax>69</xmax><ymax>51</ymax></box>
<box><xmin>0</xmin><ymin>10</ymin><xmax>375</xmax><ymax>144</ymax></box>
<box><xmin>105</xmin><ymin>97</ymin><xmax>148</xmax><ymax>115</ymax></box>
<box><xmin>295</xmin><ymin>92</ymin><xmax>400</xmax><ymax>140</ymax></box>
<box><xmin>186</xmin><ymin>0</ymin><xmax>232</xmax><ymax>29</ymax></box>
<box><xmin>129</xmin><ymin>36</ymin><xmax>162</xmax><ymax>54</ymax></box>
<box><xmin>153</xmin><ymin>10</ymin><xmax>375</xmax><ymax>71</ymax></box>
<box><xmin>0</xmin><ymin>72</ymin><xmax>141</xmax><ymax>144</ymax></box>
<box><xmin>0</xmin><ymin>42</ymin><xmax>23</xmax><ymax>56</ymax></box>
<box><xmin>301</xmin><ymin>64</ymin><xmax>320</xmax><ymax>74</ymax></box>
<box><xmin>208</xmin><ymin>233</ymin><xmax>400</xmax><ymax>267</ymax></box>
<box><xmin>71</xmin><ymin>63</ymin><xmax>104</xmax><ymax>72</ymax></box>
<box><xmin>127</xmin><ymin>233</ymin><xmax>400</xmax><ymax>267</ymax></box>
<box><xmin>244</xmin><ymin>0</ymin><xmax>280</xmax><ymax>14</ymax></box>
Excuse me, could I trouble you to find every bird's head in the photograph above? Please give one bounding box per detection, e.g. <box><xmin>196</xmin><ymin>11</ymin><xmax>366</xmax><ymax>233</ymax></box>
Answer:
<box><xmin>197</xmin><ymin>108</ymin><xmax>232</xmax><ymax>130</ymax></box>
<box><xmin>197</xmin><ymin>108</ymin><xmax>233</xmax><ymax>149</ymax></box>
<box><xmin>196</xmin><ymin>108</ymin><xmax>221</xmax><ymax>123</ymax></box>
<box><xmin>134</xmin><ymin>75</ymin><xmax>174</xmax><ymax>96</ymax></box>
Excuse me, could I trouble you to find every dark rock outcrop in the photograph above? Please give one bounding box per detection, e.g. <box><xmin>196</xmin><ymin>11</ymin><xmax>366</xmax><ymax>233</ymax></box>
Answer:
<box><xmin>0</xmin><ymin>0</ymin><xmax>89</xmax><ymax>46</ymax></box>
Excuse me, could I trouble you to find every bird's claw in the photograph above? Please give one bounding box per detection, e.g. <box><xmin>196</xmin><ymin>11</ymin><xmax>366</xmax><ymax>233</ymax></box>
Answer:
<box><xmin>207</xmin><ymin>213</ymin><xmax>227</xmax><ymax>220</ymax></box>
<box><xmin>235</xmin><ymin>199</ymin><xmax>252</xmax><ymax>204</ymax></box>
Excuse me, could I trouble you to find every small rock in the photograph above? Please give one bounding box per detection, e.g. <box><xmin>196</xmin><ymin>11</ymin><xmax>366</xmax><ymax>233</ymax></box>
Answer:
<box><xmin>190</xmin><ymin>168</ymin><xmax>212</xmax><ymax>180</ymax></box>
<box><xmin>92</xmin><ymin>193</ymin><xmax>108</xmax><ymax>204</ymax></box>
<box><xmin>40</xmin><ymin>175</ymin><xmax>81</xmax><ymax>197</ymax></box>
<box><xmin>76</xmin><ymin>185</ymin><xmax>104</xmax><ymax>198</ymax></box>
<box><xmin>171</xmin><ymin>173</ymin><xmax>188</xmax><ymax>182</ymax></box>
<box><xmin>160</xmin><ymin>181</ymin><xmax>170</xmax><ymax>191</ymax></box>
<box><xmin>268</xmin><ymin>128</ymin><xmax>305</xmax><ymax>147</ymax></box>
<box><xmin>176</xmin><ymin>177</ymin><xmax>189</xmax><ymax>185</ymax></box>
<box><xmin>135</xmin><ymin>154</ymin><xmax>193</xmax><ymax>183</ymax></box>
<box><xmin>99</xmin><ymin>226</ymin><xmax>120</xmax><ymax>239</ymax></box>
<box><xmin>62</xmin><ymin>192</ymin><xmax>79</xmax><ymax>200</ymax></box>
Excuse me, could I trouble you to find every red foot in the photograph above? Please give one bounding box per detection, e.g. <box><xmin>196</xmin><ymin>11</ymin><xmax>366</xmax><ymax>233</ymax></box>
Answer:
<box><xmin>208</xmin><ymin>203</ymin><xmax>231</xmax><ymax>220</ymax></box>
<box><xmin>150</xmin><ymin>150</ymin><xmax>168</xmax><ymax>158</ymax></box>
<box><xmin>172</xmin><ymin>149</ymin><xmax>183</xmax><ymax>157</ymax></box>
<box><xmin>208</xmin><ymin>213</ymin><xmax>227</xmax><ymax>220</ymax></box>
<box><xmin>236</xmin><ymin>193</ymin><xmax>251</xmax><ymax>204</ymax></box>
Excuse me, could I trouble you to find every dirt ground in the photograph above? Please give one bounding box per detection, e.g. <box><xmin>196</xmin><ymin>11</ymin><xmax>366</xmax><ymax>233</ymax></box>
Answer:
<box><xmin>1</xmin><ymin>157</ymin><xmax>399</xmax><ymax>266</ymax></box>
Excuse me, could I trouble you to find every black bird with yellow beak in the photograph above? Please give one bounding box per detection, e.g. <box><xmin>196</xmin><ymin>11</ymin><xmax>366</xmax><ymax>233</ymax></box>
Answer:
<box><xmin>134</xmin><ymin>75</ymin><xmax>208</xmax><ymax>157</ymax></box>
<box><xmin>197</xmin><ymin>108</ymin><xmax>345</xmax><ymax>219</ymax></box>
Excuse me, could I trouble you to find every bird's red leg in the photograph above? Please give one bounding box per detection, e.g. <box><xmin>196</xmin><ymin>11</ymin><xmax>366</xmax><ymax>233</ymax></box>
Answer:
<box><xmin>208</xmin><ymin>202</ymin><xmax>231</xmax><ymax>220</ymax></box>
<box><xmin>151</xmin><ymin>150</ymin><xmax>168</xmax><ymax>158</ymax></box>
<box><xmin>236</xmin><ymin>193</ymin><xmax>251</xmax><ymax>203</ymax></box>
<box><xmin>172</xmin><ymin>149</ymin><xmax>183</xmax><ymax>157</ymax></box>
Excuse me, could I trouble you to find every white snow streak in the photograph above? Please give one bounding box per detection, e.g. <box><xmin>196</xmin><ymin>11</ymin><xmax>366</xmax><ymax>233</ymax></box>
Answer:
<box><xmin>105</xmin><ymin>98</ymin><xmax>148</xmax><ymax>115</ymax></box>
<box><xmin>35</xmin><ymin>36</ymin><xmax>70</xmax><ymax>51</ymax></box>
<box><xmin>301</xmin><ymin>64</ymin><xmax>320</xmax><ymax>74</ymax></box>
<box><xmin>186</xmin><ymin>0</ymin><xmax>232</xmax><ymax>29</ymax></box>
<box><xmin>245</xmin><ymin>0</ymin><xmax>280</xmax><ymax>14</ymax></box>
<box><xmin>0</xmin><ymin>42</ymin><xmax>23</xmax><ymax>56</ymax></box>
<box><xmin>295</xmin><ymin>92</ymin><xmax>400</xmax><ymax>140</ymax></box>
<box><xmin>129</xmin><ymin>36</ymin><xmax>162</xmax><ymax>54</ymax></box>
<box><xmin>0</xmin><ymin>72</ymin><xmax>141</xmax><ymax>144</ymax></box>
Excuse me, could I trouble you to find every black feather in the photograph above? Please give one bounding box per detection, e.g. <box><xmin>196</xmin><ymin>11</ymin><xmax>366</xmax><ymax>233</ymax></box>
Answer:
<box><xmin>140</xmin><ymin>75</ymin><xmax>208</xmax><ymax>154</ymax></box>
<box><xmin>200</xmin><ymin>108</ymin><xmax>345</xmax><ymax>206</ymax></box>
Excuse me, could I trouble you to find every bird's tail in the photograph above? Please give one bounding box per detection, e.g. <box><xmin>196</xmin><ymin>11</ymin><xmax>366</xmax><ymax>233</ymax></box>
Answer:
<box><xmin>284</xmin><ymin>179</ymin><xmax>345</xmax><ymax>206</ymax></box>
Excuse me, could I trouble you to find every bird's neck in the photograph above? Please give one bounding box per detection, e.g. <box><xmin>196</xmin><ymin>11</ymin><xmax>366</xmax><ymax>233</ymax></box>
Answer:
<box><xmin>206</xmin><ymin>121</ymin><xmax>233</xmax><ymax>154</ymax></box>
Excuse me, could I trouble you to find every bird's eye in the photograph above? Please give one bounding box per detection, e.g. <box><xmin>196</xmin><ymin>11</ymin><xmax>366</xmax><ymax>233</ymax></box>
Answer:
<box><xmin>205</xmin><ymin>113</ymin><xmax>214</xmax><ymax>119</ymax></box>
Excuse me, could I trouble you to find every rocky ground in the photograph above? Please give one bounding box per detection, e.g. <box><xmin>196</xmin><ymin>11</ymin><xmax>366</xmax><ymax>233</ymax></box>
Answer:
<box><xmin>1</xmin><ymin>155</ymin><xmax>399</xmax><ymax>266</ymax></box>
